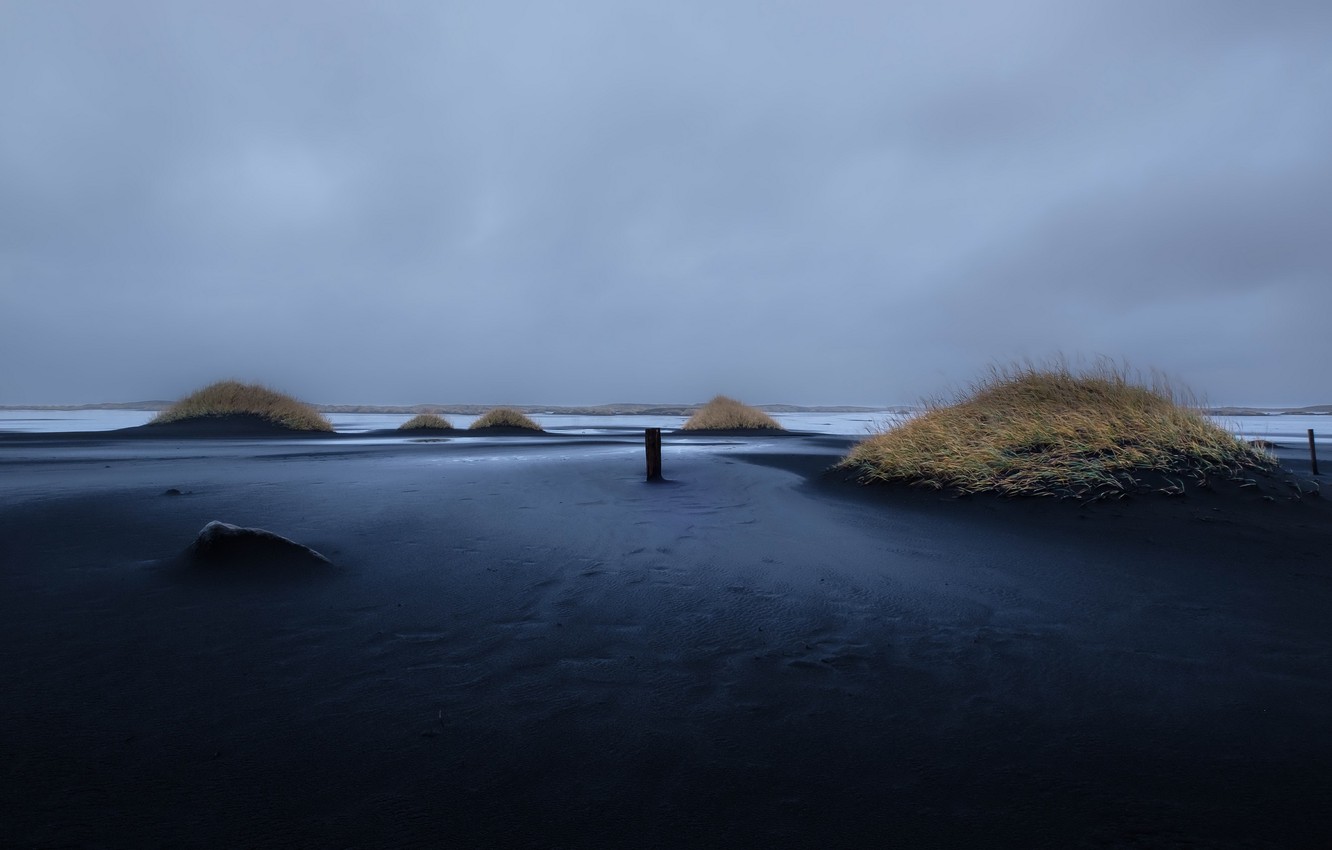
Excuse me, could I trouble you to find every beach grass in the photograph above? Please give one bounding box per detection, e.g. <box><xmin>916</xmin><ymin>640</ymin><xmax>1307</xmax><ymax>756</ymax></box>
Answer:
<box><xmin>399</xmin><ymin>413</ymin><xmax>453</xmax><ymax>430</ymax></box>
<box><xmin>152</xmin><ymin>380</ymin><xmax>333</xmax><ymax>432</ymax></box>
<box><xmin>470</xmin><ymin>407</ymin><xmax>543</xmax><ymax>431</ymax></box>
<box><xmin>840</xmin><ymin>362</ymin><xmax>1274</xmax><ymax>498</ymax></box>
<box><xmin>681</xmin><ymin>395</ymin><xmax>784</xmax><ymax>431</ymax></box>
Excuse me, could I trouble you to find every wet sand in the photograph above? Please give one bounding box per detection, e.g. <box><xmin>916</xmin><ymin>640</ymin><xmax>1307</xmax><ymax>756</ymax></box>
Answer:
<box><xmin>1</xmin><ymin>425</ymin><xmax>1329</xmax><ymax>848</ymax></box>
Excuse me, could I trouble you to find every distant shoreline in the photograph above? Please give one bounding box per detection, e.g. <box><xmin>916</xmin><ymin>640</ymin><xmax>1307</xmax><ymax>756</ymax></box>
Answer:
<box><xmin>0</xmin><ymin>401</ymin><xmax>907</xmax><ymax>416</ymax></box>
<box><xmin>1</xmin><ymin>402</ymin><xmax>1328</xmax><ymax>416</ymax></box>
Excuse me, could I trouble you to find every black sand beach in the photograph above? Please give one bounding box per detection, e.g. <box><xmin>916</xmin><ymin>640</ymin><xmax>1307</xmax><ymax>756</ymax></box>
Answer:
<box><xmin>2</xmin><ymin>424</ymin><xmax>1329</xmax><ymax>847</ymax></box>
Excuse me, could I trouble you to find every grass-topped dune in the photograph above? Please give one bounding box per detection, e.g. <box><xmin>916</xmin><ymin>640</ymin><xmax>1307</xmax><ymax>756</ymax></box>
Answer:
<box><xmin>151</xmin><ymin>381</ymin><xmax>333</xmax><ymax>432</ymax></box>
<box><xmin>469</xmin><ymin>407</ymin><xmax>543</xmax><ymax>431</ymax></box>
<box><xmin>681</xmin><ymin>396</ymin><xmax>784</xmax><ymax>431</ymax></box>
<box><xmin>841</xmin><ymin>363</ymin><xmax>1275</xmax><ymax>499</ymax></box>
<box><xmin>398</xmin><ymin>413</ymin><xmax>453</xmax><ymax>431</ymax></box>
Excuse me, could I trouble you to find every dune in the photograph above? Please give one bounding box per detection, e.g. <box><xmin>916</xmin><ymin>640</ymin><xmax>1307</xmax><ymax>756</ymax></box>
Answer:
<box><xmin>398</xmin><ymin>413</ymin><xmax>454</xmax><ymax>431</ymax></box>
<box><xmin>679</xmin><ymin>395</ymin><xmax>785</xmax><ymax>433</ymax></box>
<box><xmin>842</xmin><ymin>363</ymin><xmax>1273</xmax><ymax>498</ymax></box>
<box><xmin>469</xmin><ymin>407</ymin><xmax>543</xmax><ymax>432</ymax></box>
<box><xmin>149</xmin><ymin>380</ymin><xmax>334</xmax><ymax>433</ymax></box>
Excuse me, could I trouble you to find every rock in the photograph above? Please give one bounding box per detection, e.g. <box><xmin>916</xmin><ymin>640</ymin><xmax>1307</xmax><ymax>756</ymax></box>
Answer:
<box><xmin>164</xmin><ymin>488</ymin><xmax>182</xmax><ymax>496</ymax></box>
<box><xmin>188</xmin><ymin>521</ymin><xmax>330</xmax><ymax>566</ymax></box>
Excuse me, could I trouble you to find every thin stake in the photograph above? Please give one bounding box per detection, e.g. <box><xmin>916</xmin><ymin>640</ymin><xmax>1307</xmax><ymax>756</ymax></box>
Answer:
<box><xmin>1310</xmin><ymin>429</ymin><xmax>1320</xmax><ymax>476</ymax></box>
<box><xmin>645</xmin><ymin>428</ymin><xmax>662</xmax><ymax>481</ymax></box>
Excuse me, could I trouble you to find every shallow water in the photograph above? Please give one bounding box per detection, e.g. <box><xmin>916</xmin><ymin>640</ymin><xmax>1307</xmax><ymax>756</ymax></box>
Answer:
<box><xmin>1213</xmin><ymin>413</ymin><xmax>1331</xmax><ymax>446</ymax></box>
<box><xmin>0</xmin><ymin>409</ymin><xmax>160</xmax><ymax>433</ymax></box>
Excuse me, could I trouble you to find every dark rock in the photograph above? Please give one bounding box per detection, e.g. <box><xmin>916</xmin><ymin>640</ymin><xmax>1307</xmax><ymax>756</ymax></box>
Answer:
<box><xmin>187</xmin><ymin>521</ymin><xmax>330</xmax><ymax>566</ymax></box>
<box><xmin>164</xmin><ymin>488</ymin><xmax>182</xmax><ymax>496</ymax></box>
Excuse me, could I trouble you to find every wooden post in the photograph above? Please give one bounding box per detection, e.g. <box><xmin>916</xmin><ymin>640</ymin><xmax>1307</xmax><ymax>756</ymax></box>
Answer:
<box><xmin>1310</xmin><ymin>429</ymin><xmax>1320</xmax><ymax>476</ymax></box>
<box><xmin>645</xmin><ymin>428</ymin><xmax>662</xmax><ymax>481</ymax></box>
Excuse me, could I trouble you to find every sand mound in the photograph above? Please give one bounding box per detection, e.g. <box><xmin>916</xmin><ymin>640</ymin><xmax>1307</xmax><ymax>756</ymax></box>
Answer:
<box><xmin>841</xmin><ymin>362</ymin><xmax>1275</xmax><ymax>498</ymax></box>
<box><xmin>469</xmin><ymin>408</ymin><xmax>543</xmax><ymax>431</ymax></box>
<box><xmin>399</xmin><ymin>413</ymin><xmax>453</xmax><ymax>430</ymax></box>
<box><xmin>152</xmin><ymin>381</ymin><xmax>333</xmax><ymax>432</ymax></box>
<box><xmin>681</xmin><ymin>396</ymin><xmax>783</xmax><ymax>431</ymax></box>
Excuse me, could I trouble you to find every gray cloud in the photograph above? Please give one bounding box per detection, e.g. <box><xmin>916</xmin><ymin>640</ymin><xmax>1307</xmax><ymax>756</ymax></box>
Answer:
<box><xmin>2</xmin><ymin>0</ymin><xmax>1329</xmax><ymax>406</ymax></box>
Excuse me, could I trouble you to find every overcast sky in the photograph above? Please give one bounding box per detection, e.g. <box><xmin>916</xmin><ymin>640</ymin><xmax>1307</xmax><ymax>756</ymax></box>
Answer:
<box><xmin>2</xmin><ymin>1</ymin><xmax>1329</xmax><ymax>407</ymax></box>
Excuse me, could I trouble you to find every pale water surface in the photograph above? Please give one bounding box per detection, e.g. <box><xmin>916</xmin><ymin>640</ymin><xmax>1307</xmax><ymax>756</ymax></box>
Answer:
<box><xmin>0</xmin><ymin>409</ymin><xmax>1327</xmax><ymax>443</ymax></box>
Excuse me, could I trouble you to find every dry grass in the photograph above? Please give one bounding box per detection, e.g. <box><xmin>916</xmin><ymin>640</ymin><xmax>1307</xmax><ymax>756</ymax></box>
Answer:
<box><xmin>469</xmin><ymin>407</ymin><xmax>543</xmax><ymax>431</ymax></box>
<box><xmin>681</xmin><ymin>396</ymin><xmax>784</xmax><ymax>431</ymax></box>
<box><xmin>151</xmin><ymin>380</ymin><xmax>333</xmax><ymax>432</ymax></box>
<box><xmin>398</xmin><ymin>413</ymin><xmax>453</xmax><ymax>430</ymax></box>
<box><xmin>840</xmin><ymin>362</ymin><xmax>1274</xmax><ymax>498</ymax></box>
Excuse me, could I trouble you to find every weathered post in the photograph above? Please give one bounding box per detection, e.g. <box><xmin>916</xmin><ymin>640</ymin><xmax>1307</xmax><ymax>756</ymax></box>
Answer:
<box><xmin>645</xmin><ymin>428</ymin><xmax>662</xmax><ymax>481</ymax></box>
<box><xmin>1310</xmin><ymin>429</ymin><xmax>1320</xmax><ymax>476</ymax></box>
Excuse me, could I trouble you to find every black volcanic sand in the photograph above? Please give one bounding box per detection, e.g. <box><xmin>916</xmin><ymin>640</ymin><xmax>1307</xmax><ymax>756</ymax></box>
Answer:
<box><xmin>460</xmin><ymin>425</ymin><xmax>553</xmax><ymax>437</ymax></box>
<box><xmin>1</xmin><ymin>426</ymin><xmax>1329</xmax><ymax>848</ymax></box>
<box><xmin>388</xmin><ymin>427</ymin><xmax>459</xmax><ymax>438</ymax></box>
<box><xmin>378</xmin><ymin>426</ymin><xmax>558</xmax><ymax>438</ymax></box>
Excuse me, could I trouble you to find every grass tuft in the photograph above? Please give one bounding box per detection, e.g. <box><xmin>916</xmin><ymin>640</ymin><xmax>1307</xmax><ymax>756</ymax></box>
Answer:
<box><xmin>470</xmin><ymin>407</ymin><xmax>543</xmax><ymax>431</ymax></box>
<box><xmin>681</xmin><ymin>396</ymin><xmax>784</xmax><ymax>431</ymax></box>
<box><xmin>840</xmin><ymin>362</ymin><xmax>1275</xmax><ymax>498</ymax></box>
<box><xmin>399</xmin><ymin>413</ymin><xmax>453</xmax><ymax>430</ymax></box>
<box><xmin>152</xmin><ymin>380</ymin><xmax>333</xmax><ymax>432</ymax></box>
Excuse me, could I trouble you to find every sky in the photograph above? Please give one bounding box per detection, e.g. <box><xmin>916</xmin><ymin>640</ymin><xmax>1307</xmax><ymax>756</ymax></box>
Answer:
<box><xmin>2</xmin><ymin>1</ymin><xmax>1330</xmax><ymax>407</ymax></box>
